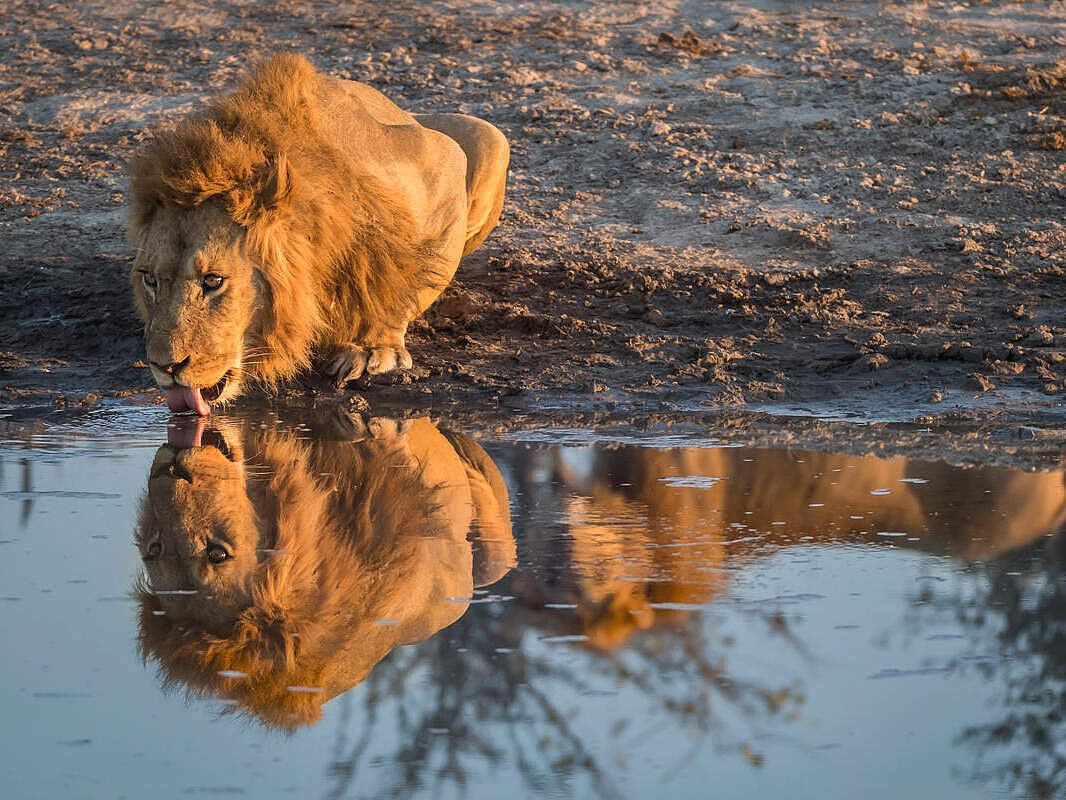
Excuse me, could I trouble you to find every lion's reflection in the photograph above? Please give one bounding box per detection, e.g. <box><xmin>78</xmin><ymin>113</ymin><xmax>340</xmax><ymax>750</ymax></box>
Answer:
<box><xmin>135</xmin><ymin>413</ymin><xmax>514</xmax><ymax>730</ymax></box>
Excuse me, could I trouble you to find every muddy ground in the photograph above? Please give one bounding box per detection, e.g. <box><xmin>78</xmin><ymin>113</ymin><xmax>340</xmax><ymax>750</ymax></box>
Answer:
<box><xmin>2</xmin><ymin>0</ymin><xmax>1066</xmax><ymax>429</ymax></box>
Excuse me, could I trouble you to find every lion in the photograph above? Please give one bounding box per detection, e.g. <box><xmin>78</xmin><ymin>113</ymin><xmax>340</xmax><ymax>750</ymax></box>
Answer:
<box><xmin>135</xmin><ymin>412</ymin><xmax>515</xmax><ymax>730</ymax></box>
<box><xmin>127</xmin><ymin>54</ymin><xmax>509</xmax><ymax>414</ymax></box>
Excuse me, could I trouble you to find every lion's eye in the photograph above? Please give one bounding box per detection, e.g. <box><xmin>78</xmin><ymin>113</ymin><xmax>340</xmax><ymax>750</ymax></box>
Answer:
<box><xmin>142</xmin><ymin>271</ymin><xmax>157</xmax><ymax>290</ymax></box>
<box><xmin>206</xmin><ymin>544</ymin><xmax>230</xmax><ymax>564</ymax></box>
<box><xmin>202</xmin><ymin>274</ymin><xmax>224</xmax><ymax>291</ymax></box>
<box><xmin>144</xmin><ymin>541</ymin><xmax>162</xmax><ymax>559</ymax></box>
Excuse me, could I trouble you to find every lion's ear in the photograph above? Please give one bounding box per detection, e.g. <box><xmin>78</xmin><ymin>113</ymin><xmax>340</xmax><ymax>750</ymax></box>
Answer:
<box><xmin>228</xmin><ymin>155</ymin><xmax>293</xmax><ymax>227</ymax></box>
<box><xmin>259</xmin><ymin>153</ymin><xmax>293</xmax><ymax>211</ymax></box>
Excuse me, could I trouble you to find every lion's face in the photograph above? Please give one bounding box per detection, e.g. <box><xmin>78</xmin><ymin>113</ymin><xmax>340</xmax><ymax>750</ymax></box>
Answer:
<box><xmin>137</xmin><ymin>425</ymin><xmax>262</xmax><ymax>632</ymax></box>
<box><xmin>131</xmin><ymin>203</ymin><xmax>264</xmax><ymax>413</ymax></box>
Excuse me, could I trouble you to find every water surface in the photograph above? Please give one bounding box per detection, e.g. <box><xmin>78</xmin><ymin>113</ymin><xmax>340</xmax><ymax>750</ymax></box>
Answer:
<box><xmin>2</xmin><ymin>407</ymin><xmax>1064</xmax><ymax>799</ymax></box>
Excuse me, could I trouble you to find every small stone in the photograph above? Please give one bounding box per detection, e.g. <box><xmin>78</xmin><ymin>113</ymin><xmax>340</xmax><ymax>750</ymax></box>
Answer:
<box><xmin>642</xmin><ymin>308</ymin><xmax>667</xmax><ymax>326</ymax></box>
<box><xmin>854</xmin><ymin>353</ymin><xmax>889</xmax><ymax>371</ymax></box>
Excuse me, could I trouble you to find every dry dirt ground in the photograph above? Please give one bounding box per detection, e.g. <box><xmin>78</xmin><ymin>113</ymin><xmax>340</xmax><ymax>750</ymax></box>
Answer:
<box><xmin>3</xmin><ymin>0</ymin><xmax>1066</xmax><ymax>426</ymax></box>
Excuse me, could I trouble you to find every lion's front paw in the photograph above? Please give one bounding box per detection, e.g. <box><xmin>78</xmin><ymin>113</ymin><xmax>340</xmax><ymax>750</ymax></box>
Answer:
<box><xmin>324</xmin><ymin>346</ymin><xmax>370</xmax><ymax>389</ymax></box>
<box><xmin>322</xmin><ymin>343</ymin><xmax>413</xmax><ymax>389</ymax></box>
<box><xmin>367</xmin><ymin>345</ymin><xmax>413</xmax><ymax>375</ymax></box>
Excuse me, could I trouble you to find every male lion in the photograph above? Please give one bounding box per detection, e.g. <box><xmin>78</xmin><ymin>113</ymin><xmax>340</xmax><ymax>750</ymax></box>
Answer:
<box><xmin>127</xmin><ymin>54</ymin><xmax>509</xmax><ymax>414</ymax></box>
<box><xmin>135</xmin><ymin>412</ymin><xmax>515</xmax><ymax>729</ymax></box>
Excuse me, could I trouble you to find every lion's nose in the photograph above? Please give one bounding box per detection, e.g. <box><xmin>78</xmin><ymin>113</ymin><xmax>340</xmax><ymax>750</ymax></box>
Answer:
<box><xmin>150</xmin><ymin>356</ymin><xmax>191</xmax><ymax>378</ymax></box>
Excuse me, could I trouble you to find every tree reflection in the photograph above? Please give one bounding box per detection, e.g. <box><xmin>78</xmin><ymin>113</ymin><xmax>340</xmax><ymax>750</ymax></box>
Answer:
<box><xmin>321</xmin><ymin>444</ymin><xmax>1066</xmax><ymax>798</ymax></box>
<box><xmin>922</xmin><ymin>532</ymin><xmax>1066</xmax><ymax>799</ymax></box>
<box><xmin>321</xmin><ymin>587</ymin><xmax>802</xmax><ymax>800</ymax></box>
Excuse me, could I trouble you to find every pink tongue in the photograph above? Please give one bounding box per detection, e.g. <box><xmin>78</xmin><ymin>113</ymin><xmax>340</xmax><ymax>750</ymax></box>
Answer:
<box><xmin>168</xmin><ymin>416</ymin><xmax>207</xmax><ymax>449</ymax></box>
<box><xmin>165</xmin><ymin>386</ymin><xmax>210</xmax><ymax>416</ymax></box>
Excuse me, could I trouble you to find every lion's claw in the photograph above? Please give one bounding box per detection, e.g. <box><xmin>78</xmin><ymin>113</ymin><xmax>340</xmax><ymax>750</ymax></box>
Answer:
<box><xmin>324</xmin><ymin>346</ymin><xmax>369</xmax><ymax>389</ymax></box>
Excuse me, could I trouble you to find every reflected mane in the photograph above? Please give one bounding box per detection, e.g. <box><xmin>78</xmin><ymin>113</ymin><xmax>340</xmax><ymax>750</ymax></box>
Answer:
<box><xmin>136</xmin><ymin>427</ymin><xmax>441</xmax><ymax>731</ymax></box>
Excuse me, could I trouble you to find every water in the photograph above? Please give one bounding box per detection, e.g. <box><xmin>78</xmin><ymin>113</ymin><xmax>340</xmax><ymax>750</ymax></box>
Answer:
<box><xmin>2</xmin><ymin>406</ymin><xmax>1065</xmax><ymax>799</ymax></box>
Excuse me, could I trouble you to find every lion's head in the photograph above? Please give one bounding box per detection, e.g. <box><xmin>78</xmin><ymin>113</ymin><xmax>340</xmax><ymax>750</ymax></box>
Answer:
<box><xmin>130</xmin><ymin>203</ymin><xmax>268</xmax><ymax>413</ymax></box>
<box><xmin>135</xmin><ymin>414</ymin><xmax>514</xmax><ymax>729</ymax></box>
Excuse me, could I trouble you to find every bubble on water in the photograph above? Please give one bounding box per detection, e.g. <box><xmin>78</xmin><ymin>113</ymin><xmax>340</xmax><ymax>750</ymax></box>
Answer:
<box><xmin>658</xmin><ymin>475</ymin><xmax>721</xmax><ymax>488</ymax></box>
<box><xmin>446</xmin><ymin>594</ymin><xmax>514</xmax><ymax>604</ymax></box>
<box><xmin>870</xmin><ymin>489</ymin><xmax>892</xmax><ymax>495</ymax></box>
<box><xmin>33</xmin><ymin>691</ymin><xmax>92</xmax><ymax>699</ymax></box>
<box><xmin>867</xmin><ymin>666</ymin><xmax>951</xmax><ymax>679</ymax></box>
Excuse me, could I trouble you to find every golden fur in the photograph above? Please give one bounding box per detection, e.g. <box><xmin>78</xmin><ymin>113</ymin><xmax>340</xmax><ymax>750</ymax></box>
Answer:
<box><xmin>127</xmin><ymin>54</ymin><xmax>508</xmax><ymax>402</ymax></box>
<box><xmin>135</xmin><ymin>415</ymin><xmax>514</xmax><ymax>730</ymax></box>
